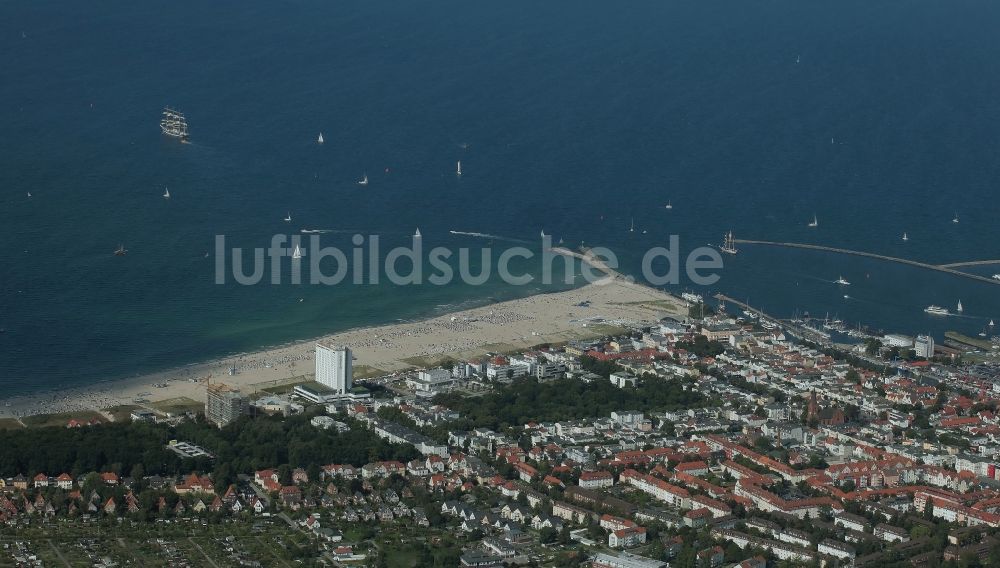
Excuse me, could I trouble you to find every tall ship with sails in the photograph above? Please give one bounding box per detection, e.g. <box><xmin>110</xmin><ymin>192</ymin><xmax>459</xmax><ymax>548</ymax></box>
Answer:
<box><xmin>160</xmin><ymin>107</ymin><xmax>190</xmax><ymax>142</ymax></box>
<box><xmin>720</xmin><ymin>231</ymin><xmax>738</xmax><ymax>255</ymax></box>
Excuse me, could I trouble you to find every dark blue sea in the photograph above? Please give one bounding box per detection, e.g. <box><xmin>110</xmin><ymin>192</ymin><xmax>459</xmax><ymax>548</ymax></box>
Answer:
<box><xmin>2</xmin><ymin>0</ymin><xmax>999</xmax><ymax>396</ymax></box>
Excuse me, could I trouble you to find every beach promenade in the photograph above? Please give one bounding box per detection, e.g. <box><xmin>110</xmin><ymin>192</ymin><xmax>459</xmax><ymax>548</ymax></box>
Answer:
<box><xmin>1</xmin><ymin>278</ymin><xmax>686</xmax><ymax>420</ymax></box>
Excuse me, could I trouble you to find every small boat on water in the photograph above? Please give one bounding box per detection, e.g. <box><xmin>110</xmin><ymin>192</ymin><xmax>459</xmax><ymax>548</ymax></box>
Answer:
<box><xmin>456</xmin><ymin>161</ymin><xmax>462</xmax><ymax>176</ymax></box>
<box><xmin>665</xmin><ymin>201</ymin><xmax>673</xmax><ymax>210</ymax></box>
<box><xmin>291</xmin><ymin>244</ymin><xmax>304</xmax><ymax>260</ymax></box>
<box><xmin>681</xmin><ymin>292</ymin><xmax>703</xmax><ymax>304</ymax></box>
<box><xmin>924</xmin><ymin>305</ymin><xmax>949</xmax><ymax>316</ymax></box>
<box><xmin>284</xmin><ymin>212</ymin><xmax>292</xmax><ymax>223</ymax></box>
<box><xmin>414</xmin><ymin>228</ymin><xmax>422</xmax><ymax>239</ymax></box>
<box><xmin>629</xmin><ymin>218</ymin><xmax>635</xmax><ymax>233</ymax></box>
<box><xmin>163</xmin><ymin>187</ymin><xmax>170</xmax><ymax>199</ymax></box>
<box><xmin>114</xmin><ymin>244</ymin><xmax>127</xmax><ymax>256</ymax></box>
<box><xmin>952</xmin><ymin>212</ymin><xmax>960</xmax><ymax>223</ymax></box>
<box><xmin>358</xmin><ymin>174</ymin><xmax>368</xmax><ymax>186</ymax></box>
<box><xmin>26</xmin><ymin>192</ymin><xmax>32</xmax><ymax>198</ymax></box>
<box><xmin>317</xmin><ymin>133</ymin><xmax>324</xmax><ymax>144</ymax></box>
<box><xmin>835</xmin><ymin>276</ymin><xmax>850</xmax><ymax>285</ymax></box>
<box><xmin>957</xmin><ymin>300</ymin><xmax>963</xmax><ymax>313</ymax></box>
<box><xmin>808</xmin><ymin>214</ymin><xmax>818</xmax><ymax>228</ymax></box>
<box><xmin>902</xmin><ymin>232</ymin><xmax>908</xmax><ymax>241</ymax></box>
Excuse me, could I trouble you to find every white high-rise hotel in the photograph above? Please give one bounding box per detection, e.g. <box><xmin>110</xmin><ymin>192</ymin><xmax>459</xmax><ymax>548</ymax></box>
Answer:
<box><xmin>316</xmin><ymin>344</ymin><xmax>352</xmax><ymax>393</ymax></box>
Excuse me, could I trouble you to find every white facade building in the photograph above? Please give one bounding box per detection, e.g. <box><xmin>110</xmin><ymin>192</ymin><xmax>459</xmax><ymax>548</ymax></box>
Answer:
<box><xmin>407</xmin><ymin>368</ymin><xmax>454</xmax><ymax>392</ymax></box>
<box><xmin>882</xmin><ymin>334</ymin><xmax>914</xmax><ymax>348</ymax></box>
<box><xmin>610</xmin><ymin>372</ymin><xmax>638</xmax><ymax>388</ymax></box>
<box><xmin>316</xmin><ymin>344</ymin><xmax>352</xmax><ymax>393</ymax></box>
<box><xmin>914</xmin><ymin>335</ymin><xmax>935</xmax><ymax>358</ymax></box>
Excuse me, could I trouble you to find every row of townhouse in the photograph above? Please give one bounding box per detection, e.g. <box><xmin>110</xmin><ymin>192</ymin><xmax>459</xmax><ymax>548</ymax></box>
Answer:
<box><xmin>690</xmin><ymin>494</ymin><xmax>732</xmax><ymax>518</ymax></box>
<box><xmin>817</xmin><ymin>538</ymin><xmax>857</xmax><ymax>561</ymax></box>
<box><xmin>734</xmin><ymin>479</ymin><xmax>843</xmax><ymax>519</ymax></box>
<box><xmin>312</xmin><ymin>460</ymin><xmax>410</xmax><ymax>484</ymax></box>
<box><xmin>700</xmin><ymin>434</ymin><xmax>812</xmax><ymax>483</ymax></box>
<box><xmin>362</xmin><ymin>416</ymin><xmax>449</xmax><ymax>457</ymax></box>
<box><xmin>1</xmin><ymin>472</ymin><xmax>119</xmax><ymax>492</ymax></box>
<box><xmin>916</xmin><ymin>491</ymin><xmax>1000</xmax><ymax>528</ymax></box>
<box><xmin>609</xmin><ymin>526</ymin><xmax>647</xmax><ymax>549</ymax></box>
<box><xmin>552</xmin><ymin>500</ymin><xmax>597</xmax><ymax>524</ymax></box>
<box><xmin>710</xmin><ymin>528</ymin><xmax>815</xmax><ymax>563</ymax></box>
<box><xmin>823</xmin><ymin>458</ymin><xmax>916</xmax><ymax>489</ymax></box>
<box><xmin>619</xmin><ymin>469</ymin><xmax>691</xmax><ymax>509</ymax></box>
<box><xmin>670</xmin><ymin>471</ymin><xmax>730</xmax><ymax>499</ymax></box>
<box><xmin>954</xmin><ymin>455</ymin><xmax>1000</xmax><ymax>481</ymax></box>
<box><xmin>579</xmin><ymin>470</ymin><xmax>615</xmax><ymax>489</ymax></box>
<box><xmin>599</xmin><ymin>514</ymin><xmax>647</xmax><ymax>549</ymax></box>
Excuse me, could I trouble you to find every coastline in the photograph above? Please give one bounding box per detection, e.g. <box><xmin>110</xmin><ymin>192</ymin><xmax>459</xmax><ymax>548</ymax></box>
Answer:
<box><xmin>0</xmin><ymin>278</ymin><xmax>687</xmax><ymax>421</ymax></box>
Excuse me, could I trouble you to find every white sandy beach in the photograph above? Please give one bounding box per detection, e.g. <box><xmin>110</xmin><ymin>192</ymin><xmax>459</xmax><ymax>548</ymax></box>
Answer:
<box><xmin>0</xmin><ymin>278</ymin><xmax>686</xmax><ymax>420</ymax></box>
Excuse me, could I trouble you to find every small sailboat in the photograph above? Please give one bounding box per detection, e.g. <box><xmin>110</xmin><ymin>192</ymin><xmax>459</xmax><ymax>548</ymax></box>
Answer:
<box><xmin>414</xmin><ymin>228</ymin><xmax>422</xmax><ymax>239</ymax></box>
<box><xmin>796</xmin><ymin>55</ymin><xmax>801</xmax><ymax>64</ymax></box>
<box><xmin>456</xmin><ymin>161</ymin><xmax>462</xmax><ymax>176</ymax></box>
<box><xmin>990</xmin><ymin>319</ymin><xmax>995</xmax><ymax>327</ymax></box>
<box><xmin>284</xmin><ymin>212</ymin><xmax>292</xmax><ymax>223</ymax></box>
<box><xmin>291</xmin><ymin>244</ymin><xmax>304</xmax><ymax>260</ymax></box>
<box><xmin>114</xmin><ymin>244</ymin><xmax>127</xmax><ymax>256</ymax></box>
<box><xmin>957</xmin><ymin>300</ymin><xmax>963</xmax><ymax>313</ymax></box>
<box><xmin>629</xmin><ymin>218</ymin><xmax>635</xmax><ymax>233</ymax></box>
<box><xmin>317</xmin><ymin>132</ymin><xmax>324</xmax><ymax>144</ymax></box>
<box><xmin>540</xmin><ymin>230</ymin><xmax>547</xmax><ymax>239</ymax></box>
<box><xmin>665</xmin><ymin>201</ymin><xmax>673</xmax><ymax>210</ymax></box>
<box><xmin>835</xmin><ymin>276</ymin><xmax>850</xmax><ymax>286</ymax></box>
<box><xmin>163</xmin><ymin>187</ymin><xmax>170</xmax><ymax>199</ymax></box>
<box><xmin>26</xmin><ymin>192</ymin><xmax>31</xmax><ymax>198</ymax></box>
<box><xmin>952</xmin><ymin>212</ymin><xmax>960</xmax><ymax>223</ymax></box>
<box><xmin>808</xmin><ymin>214</ymin><xmax>818</xmax><ymax>228</ymax></box>
<box><xmin>902</xmin><ymin>232</ymin><xmax>908</xmax><ymax>241</ymax></box>
<box><xmin>358</xmin><ymin>174</ymin><xmax>368</xmax><ymax>186</ymax></box>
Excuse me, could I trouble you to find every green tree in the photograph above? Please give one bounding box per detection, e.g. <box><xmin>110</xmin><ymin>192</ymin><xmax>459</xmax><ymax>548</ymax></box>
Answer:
<box><xmin>539</xmin><ymin>527</ymin><xmax>557</xmax><ymax>544</ymax></box>
<box><xmin>558</xmin><ymin>524</ymin><xmax>572</xmax><ymax>545</ymax></box>
<box><xmin>865</xmin><ymin>338</ymin><xmax>883</xmax><ymax>356</ymax></box>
